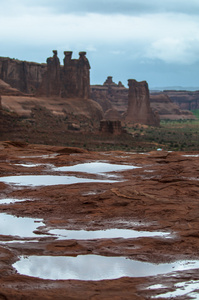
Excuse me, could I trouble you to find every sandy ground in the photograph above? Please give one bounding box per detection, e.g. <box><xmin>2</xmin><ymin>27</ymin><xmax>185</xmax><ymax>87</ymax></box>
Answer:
<box><xmin>0</xmin><ymin>141</ymin><xmax>199</xmax><ymax>299</ymax></box>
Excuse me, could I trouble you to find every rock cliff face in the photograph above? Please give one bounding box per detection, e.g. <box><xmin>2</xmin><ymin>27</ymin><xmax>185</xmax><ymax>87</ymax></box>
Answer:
<box><xmin>150</xmin><ymin>93</ymin><xmax>196</xmax><ymax>120</ymax></box>
<box><xmin>91</xmin><ymin>78</ymin><xmax>196</xmax><ymax>121</ymax></box>
<box><xmin>91</xmin><ymin>77</ymin><xmax>128</xmax><ymax>114</ymax></box>
<box><xmin>0</xmin><ymin>51</ymin><xmax>91</xmax><ymax>99</ymax></box>
<box><xmin>0</xmin><ymin>79</ymin><xmax>25</xmax><ymax>96</ymax></box>
<box><xmin>163</xmin><ymin>90</ymin><xmax>199</xmax><ymax>110</ymax></box>
<box><xmin>0</xmin><ymin>57</ymin><xmax>46</xmax><ymax>94</ymax></box>
<box><xmin>125</xmin><ymin>80</ymin><xmax>160</xmax><ymax>126</ymax></box>
<box><xmin>37</xmin><ymin>51</ymin><xmax>91</xmax><ymax>99</ymax></box>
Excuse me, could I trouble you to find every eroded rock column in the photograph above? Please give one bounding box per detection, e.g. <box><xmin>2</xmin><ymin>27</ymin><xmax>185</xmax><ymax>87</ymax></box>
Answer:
<box><xmin>125</xmin><ymin>79</ymin><xmax>160</xmax><ymax>126</ymax></box>
<box><xmin>77</xmin><ymin>52</ymin><xmax>91</xmax><ymax>99</ymax></box>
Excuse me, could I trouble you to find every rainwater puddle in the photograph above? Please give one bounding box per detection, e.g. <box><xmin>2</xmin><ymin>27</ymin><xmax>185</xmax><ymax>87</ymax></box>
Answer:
<box><xmin>0</xmin><ymin>175</ymin><xmax>119</xmax><ymax>187</ymax></box>
<box><xmin>14</xmin><ymin>163</ymin><xmax>42</xmax><ymax>168</ymax></box>
<box><xmin>13</xmin><ymin>255</ymin><xmax>199</xmax><ymax>281</ymax></box>
<box><xmin>0</xmin><ymin>213</ymin><xmax>44</xmax><ymax>239</ymax></box>
<box><xmin>48</xmin><ymin>228</ymin><xmax>171</xmax><ymax>240</ymax></box>
<box><xmin>53</xmin><ymin>161</ymin><xmax>141</xmax><ymax>174</ymax></box>
<box><xmin>0</xmin><ymin>198</ymin><xmax>31</xmax><ymax>205</ymax></box>
<box><xmin>152</xmin><ymin>280</ymin><xmax>199</xmax><ymax>299</ymax></box>
<box><xmin>182</xmin><ymin>154</ymin><xmax>199</xmax><ymax>158</ymax></box>
<box><xmin>19</xmin><ymin>154</ymin><xmax>58</xmax><ymax>159</ymax></box>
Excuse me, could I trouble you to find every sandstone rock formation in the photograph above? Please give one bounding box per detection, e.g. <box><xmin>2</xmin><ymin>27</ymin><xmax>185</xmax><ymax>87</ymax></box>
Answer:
<box><xmin>91</xmin><ymin>78</ymin><xmax>196</xmax><ymax>121</ymax></box>
<box><xmin>91</xmin><ymin>77</ymin><xmax>128</xmax><ymax>115</ymax></box>
<box><xmin>100</xmin><ymin>120</ymin><xmax>124</xmax><ymax>135</ymax></box>
<box><xmin>125</xmin><ymin>79</ymin><xmax>160</xmax><ymax>126</ymax></box>
<box><xmin>163</xmin><ymin>90</ymin><xmax>199</xmax><ymax>110</ymax></box>
<box><xmin>150</xmin><ymin>93</ymin><xmax>196</xmax><ymax>120</ymax></box>
<box><xmin>37</xmin><ymin>51</ymin><xmax>91</xmax><ymax>99</ymax></box>
<box><xmin>0</xmin><ymin>51</ymin><xmax>91</xmax><ymax>100</ymax></box>
<box><xmin>0</xmin><ymin>57</ymin><xmax>46</xmax><ymax>94</ymax></box>
<box><xmin>104</xmin><ymin>108</ymin><xmax>122</xmax><ymax>121</ymax></box>
<box><xmin>0</xmin><ymin>79</ymin><xmax>24</xmax><ymax>96</ymax></box>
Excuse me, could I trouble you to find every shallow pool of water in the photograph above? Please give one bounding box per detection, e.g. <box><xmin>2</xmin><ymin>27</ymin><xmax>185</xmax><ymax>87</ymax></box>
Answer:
<box><xmin>13</xmin><ymin>255</ymin><xmax>199</xmax><ymax>281</ymax></box>
<box><xmin>0</xmin><ymin>198</ymin><xmax>31</xmax><ymax>205</ymax></box>
<box><xmin>0</xmin><ymin>213</ymin><xmax>44</xmax><ymax>239</ymax></box>
<box><xmin>0</xmin><ymin>175</ymin><xmax>119</xmax><ymax>187</ymax></box>
<box><xmin>48</xmin><ymin>228</ymin><xmax>171</xmax><ymax>240</ymax></box>
<box><xmin>152</xmin><ymin>280</ymin><xmax>199</xmax><ymax>299</ymax></box>
<box><xmin>53</xmin><ymin>161</ymin><xmax>141</xmax><ymax>174</ymax></box>
<box><xmin>14</xmin><ymin>163</ymin><xmax>42</xmax><ymax>168</ymax></box>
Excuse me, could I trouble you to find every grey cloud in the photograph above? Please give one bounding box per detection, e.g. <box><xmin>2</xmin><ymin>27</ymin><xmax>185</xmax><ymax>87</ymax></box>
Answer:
<box><xmin>24</xmin><ymin>0</ymin><xmax>199</xmax><ymax>15</ymax></box>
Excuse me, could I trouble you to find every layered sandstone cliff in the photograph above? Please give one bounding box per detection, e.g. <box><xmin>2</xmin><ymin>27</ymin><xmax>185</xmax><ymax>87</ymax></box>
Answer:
<box><xmin>163</xmin><ymin>90</ymin><xmax>199</xmax><ymax>111</ymax></box>
<box><xmin>0</xmin><ymin>51</ymin><xmax>91</xmax><ymax>99</ymax></box>
<box><xmin>150</xmin><ymin>93</ymin><xmax>196</xmax><ymax>120</ymax></box>
<box><xmin>0</xmin><ymin>57</ymin><xmax>46</xmax><ymax>94</ymax></box>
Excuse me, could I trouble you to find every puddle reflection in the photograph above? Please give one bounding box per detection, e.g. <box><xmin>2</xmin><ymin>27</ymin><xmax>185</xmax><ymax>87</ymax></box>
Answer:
<box><xmin>152</xmin><ymin>280</ymin><xmax>199</xmax><ymax>299</ymax></box>
<box><xmin>49</xmin><ymin>228</ymin><xmax>171</xmax><ymax>240</ymax></box>
<box><xmin>0</xmin><ymin>198</ymin><xmax>31</xmax><ymax>205</ymax></box>
<box><xmin>13</xmin><ymin>255</ymin><xmax>199</xmax><ymax>281</ymax></box>
<box><xmin>53</xmin><ymin>162</ymin><xmax>141</xmax><ymax>174</ymax></box>
<box><xmin>0</xmin><ymin>175</ymin><xmax>119</xmax><ymax>187</ymax></box>
<box><xmin>0</xmin><ymin>213</ymin><xmax>44</xmax><ymax>239</ymax></box>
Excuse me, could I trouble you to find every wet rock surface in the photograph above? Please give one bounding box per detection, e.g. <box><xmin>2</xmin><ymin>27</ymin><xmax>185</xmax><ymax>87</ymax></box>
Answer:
<box><xmin>0</xmin><ymin>142</ymin><xmax>199</xmax><ymax>299</ymax></box>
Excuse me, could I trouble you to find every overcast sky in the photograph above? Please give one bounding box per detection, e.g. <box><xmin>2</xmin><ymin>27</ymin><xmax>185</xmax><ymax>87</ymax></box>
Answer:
<box><xmin>1</xmin><ymin>0</ymin><xmax>199</xmax><ymax>88</ymax></box>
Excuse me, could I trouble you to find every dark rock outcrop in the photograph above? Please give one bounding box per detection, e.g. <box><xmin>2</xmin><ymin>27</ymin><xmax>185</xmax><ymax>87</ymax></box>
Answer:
<box><xmin>100</xmin><ymin>120</ymin><xmax>124</xmax><ymax>135</ymax></box>
<box><xmin>125</xmin><ymin>79</ymin><xmax>160</xmax><ymax>126</ymax></box>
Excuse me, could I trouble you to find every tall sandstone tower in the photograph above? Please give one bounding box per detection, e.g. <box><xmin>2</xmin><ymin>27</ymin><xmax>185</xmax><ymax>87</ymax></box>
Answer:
<box><xmin>125</xmin><ymin>79</ymin><xmax>160</xmax><ymax>126</ymax></box>
<box><xmin>37</xmin><ymin>50</ymin><xmax>90</xmax><ymax>99</ymax></box>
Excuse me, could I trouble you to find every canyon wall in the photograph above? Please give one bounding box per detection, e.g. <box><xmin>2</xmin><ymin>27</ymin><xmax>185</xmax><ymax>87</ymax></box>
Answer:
<box><xmin>91</xmin><ymin>77</ymin><xmax>128</xmax><ymax>114</ymax></box>
<box><xmin>162</xmin><ymin>90</ymin><xmax>199</xmax><ymax>110</ymax></box>
<box><xmin>0</xmin><ymin>51</ymin><xmax>91</xmax><ymax>99</ymax></box>
<box><xmin>0</xmin><ymin>57</ymin><xmax>46</xmax><ymax>94</ymax></box>
<box><xmin>150</xmin><ymin>93</ymin><xmax>196</xmax><ymax>120</ymax></box>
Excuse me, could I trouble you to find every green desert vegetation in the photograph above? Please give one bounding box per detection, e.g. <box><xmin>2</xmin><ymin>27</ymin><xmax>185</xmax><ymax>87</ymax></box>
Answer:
<box><xmin>126</xmin><ymin>111</ymin><xmax>199</xmax><ymax>152</ymax></box>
